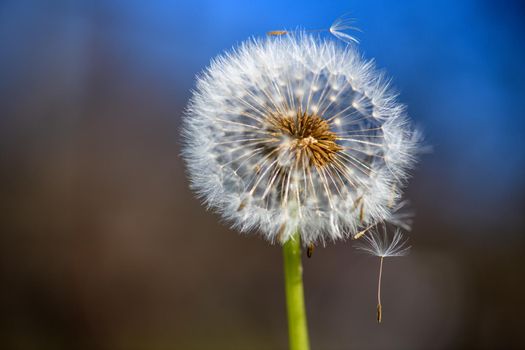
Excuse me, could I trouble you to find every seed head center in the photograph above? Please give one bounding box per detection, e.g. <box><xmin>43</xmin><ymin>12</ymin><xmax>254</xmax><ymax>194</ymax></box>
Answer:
<box><xmin>297</xmin><ymin>135</ymin><xmax>318</xmax><ymax>148</ymax></box>
<box><xmin>267</xmin><ymin>111</ymin><xmax>342</xmax><ymax>167</ymax></box>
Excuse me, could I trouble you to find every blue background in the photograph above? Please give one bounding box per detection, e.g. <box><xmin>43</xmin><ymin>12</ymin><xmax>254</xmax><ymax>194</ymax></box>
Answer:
<box><xmin>1</xmin><ymin>1</ymin><xmax>524</xmax><ymax>349</ymax></box>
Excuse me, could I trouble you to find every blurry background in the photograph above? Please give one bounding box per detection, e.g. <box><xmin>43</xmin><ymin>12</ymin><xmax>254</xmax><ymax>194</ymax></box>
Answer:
<box><xmin>1</xmin><ymin>1</ymin><xmax>524</xmax><ymax>349</ymax></box>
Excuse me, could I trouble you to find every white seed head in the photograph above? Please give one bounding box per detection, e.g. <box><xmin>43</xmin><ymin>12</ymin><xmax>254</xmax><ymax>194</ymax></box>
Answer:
<box><xmin>182</xmin><ymin>33</ymin><xmax>420</xmax><ymax>245</ymax></box>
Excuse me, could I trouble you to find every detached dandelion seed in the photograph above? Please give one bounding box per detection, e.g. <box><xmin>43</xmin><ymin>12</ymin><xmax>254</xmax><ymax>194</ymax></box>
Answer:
<box><xmin>329</xmin><ymin>14</ymin><xmax>361</xmax><ymax>44</ymax></box>
<box><xmin>355</xmin><ymin>228</ymin><xmax>410</xmax><ymax>323</ymax></box>
<box><xmin>267</xmin><ymin>14</ymin><xmax>361</xmax><ymax>44</ymax></box>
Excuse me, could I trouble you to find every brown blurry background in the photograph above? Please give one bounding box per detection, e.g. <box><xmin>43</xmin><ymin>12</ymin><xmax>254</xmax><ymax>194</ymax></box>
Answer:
<box><xmin>1</xmin><ymin>1</ymin><xmax>525</xmax><ymax>349</ymax></box>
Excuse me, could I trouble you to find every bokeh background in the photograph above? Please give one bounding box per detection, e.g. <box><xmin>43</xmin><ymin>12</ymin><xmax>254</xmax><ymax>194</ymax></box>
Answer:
<box><xmin>1</xmin><ymin>1</ymin><xmax>524</xmax><ymax>349</ymax></box>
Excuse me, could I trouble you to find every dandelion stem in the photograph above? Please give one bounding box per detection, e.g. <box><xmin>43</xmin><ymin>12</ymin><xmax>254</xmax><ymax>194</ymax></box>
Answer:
<box><xmin>377</xmin><ymin>256</ymin><xmax>384</xmax><ymax>323</ymax></box>
<box><xmin>283</xmin><ymin>231</ymin><xmax>310</xmax><ymax>350</ymax></box>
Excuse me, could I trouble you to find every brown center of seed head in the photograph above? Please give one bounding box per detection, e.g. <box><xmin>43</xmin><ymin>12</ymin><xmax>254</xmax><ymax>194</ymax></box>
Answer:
<box><xmin>267</xmin><ymin>110</ymin><xmax>342</xmax><ymax>167</ymax></box>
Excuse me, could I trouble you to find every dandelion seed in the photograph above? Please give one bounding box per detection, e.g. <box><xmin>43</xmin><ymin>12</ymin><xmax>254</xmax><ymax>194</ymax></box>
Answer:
<box><xmin>306</xmin><ymin>243</ymin><xmax>315</xmax><ymax>258</ymax></box>
<box><xmin>352</xmin><ymin>223</ymin><xmax>375</xmax><ymax>240</ymax></box>
<box><xmin>183</xmin><ymin>29</ymin><xmax>419</xmax><ymax>246</ymax></box>
<box><xmin>329</xmin><ymin>14</ymin><xmax>361</xmax><ymax>44</ymax></box>
<box><xmin>267</xmin><ymin>30</ymin><xmax>289</xmax><ymax>37</ymax></box>
<box><xmin>354</xmin><ymin>228</ymin><xmax>410</xmax><ymax>323</ymax></box>
<box><xmin>266</xmin><ymin>14</ymin><xmax>360</xmax><ymax>44</ymax></box>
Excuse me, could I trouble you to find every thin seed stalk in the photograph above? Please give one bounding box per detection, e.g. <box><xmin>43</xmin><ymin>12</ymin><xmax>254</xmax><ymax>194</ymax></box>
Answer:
<box><xmin>283</xmin><ymin>230</ymin><xmax>310</xmax><ymax>350</ymax></box>
<box><xmin>377</xmin><ymin>256</ymin><xmax>384</xmax><ymax>323</ymax></box>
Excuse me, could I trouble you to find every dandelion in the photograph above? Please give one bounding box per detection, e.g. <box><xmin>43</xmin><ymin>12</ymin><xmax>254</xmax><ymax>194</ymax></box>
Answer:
<box><xmin>182</xmin><ymin>24</ymin><xmax>420</xmax><ymax>350</ymax></box>
<box><xmin>354</xmin><ymin>228</ymin><xmax>411</xmax><ymax>323</ymax></box>
<box><xmin>183</xmin><ymin>34</ymin><xmax>419</xmax><ymax>246</ymax></box>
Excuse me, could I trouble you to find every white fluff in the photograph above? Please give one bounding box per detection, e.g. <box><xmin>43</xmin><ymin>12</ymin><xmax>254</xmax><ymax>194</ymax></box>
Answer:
<box><xmin>329</xmin><ymin>14</ymin><xmax>360</xmax><ymax>44</ymax></box>
<box><xmin>354</xmin><ymin>227</ymin><xmax>411</xmax><ymax>257</ymax></box>
<box><xmin>182</xmin><ymin>33</ymin><xmax>420</xmax><ymax>245</ymax></box>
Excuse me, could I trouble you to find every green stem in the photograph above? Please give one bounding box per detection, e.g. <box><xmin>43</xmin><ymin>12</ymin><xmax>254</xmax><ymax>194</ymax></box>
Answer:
<box><xmin>283</xmin><ymin>231</ymin><xmax>310</xmax><ymax>350</ymax></box>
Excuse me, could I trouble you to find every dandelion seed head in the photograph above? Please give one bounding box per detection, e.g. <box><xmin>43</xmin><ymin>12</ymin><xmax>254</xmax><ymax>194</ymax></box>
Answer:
<box><xmin>182</xmin><ymin>33</ymin><xmax>420</xmax><ymax>245</ymax></box>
